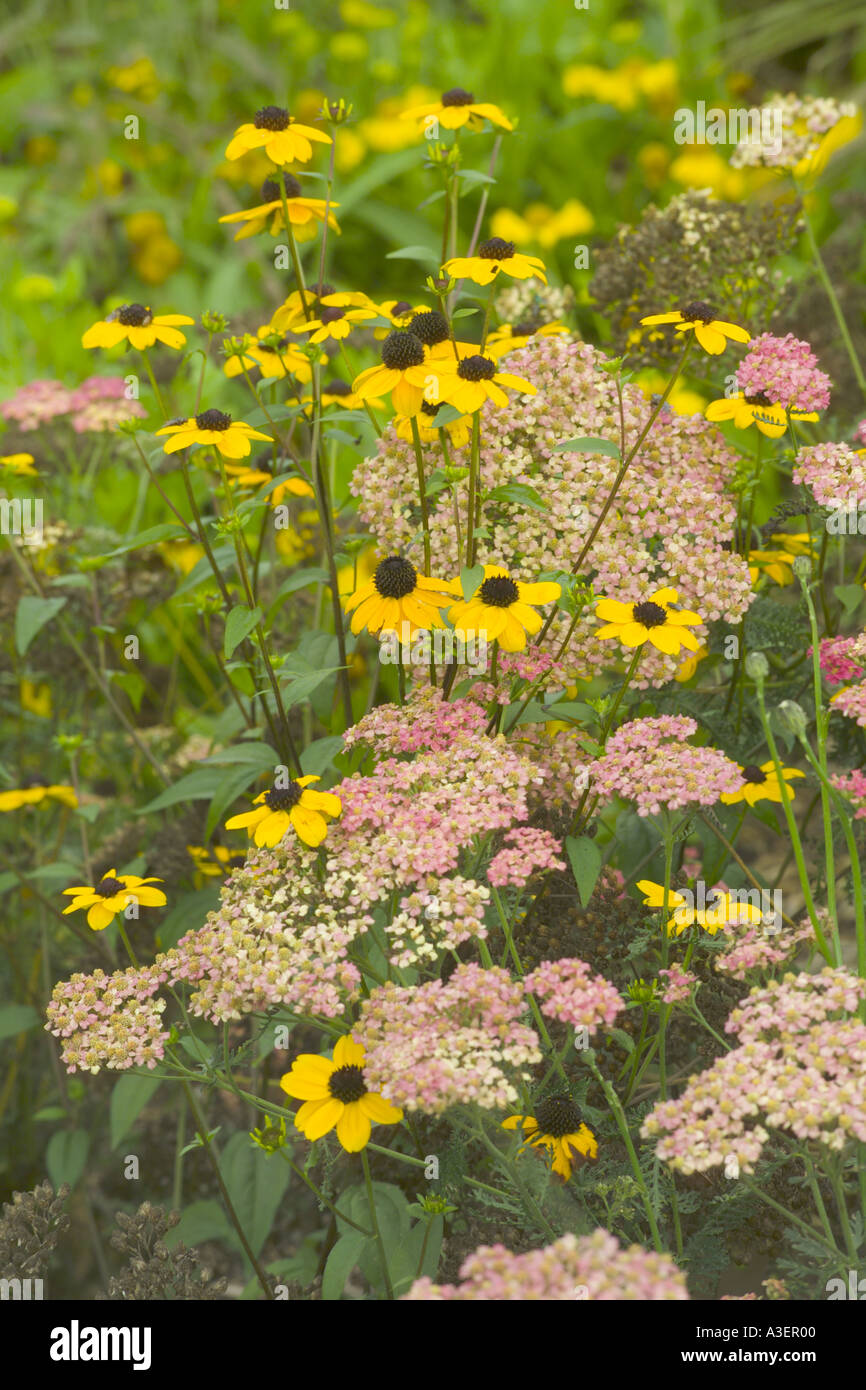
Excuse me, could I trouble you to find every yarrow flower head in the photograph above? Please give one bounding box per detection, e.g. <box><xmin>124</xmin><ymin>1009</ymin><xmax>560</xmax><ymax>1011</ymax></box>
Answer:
<box><xmin>793</xmin><ymin>441</ymin><xmax>866</xmax><ymax>510</ymax></box>
<box><xmin>525</xmin><ymin>957</ymin><xmax>623</xmax><ymax>1032</ymax></box>
<box><xmin>589</xmin><ymin>715</ymin><xmax>742</xmax><ymax>818</ymax></box>
<box><xmin>729</xmin><ymin>93</ymin><xmax>861</xmax><ymax>180</ymax></box>
<box><xmin>815</xmin><ymin>633</ymin><xmax>866</xmax><ymax>685</ymax></box>
<box><xmin>46</xmin><ymin>963</ymin><xmax>168</xmax><ymax>1074</ymax></box>
<box><xmin>487</xmin><ymin>827</ymin><xmax>565</xmax><ymax>888</ymax></box>
<box><xmin>658</xmin><ymin>965</ymin><xmax>697</xmax><ymax>1004</ymax></box>
<box><xmin>735</xmin><ymin>333</ymin><xmax>831</xmax><ymax>414</ymax></box>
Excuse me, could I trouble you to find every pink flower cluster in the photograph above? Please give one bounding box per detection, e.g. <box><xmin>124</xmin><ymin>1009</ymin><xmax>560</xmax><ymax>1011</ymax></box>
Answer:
<box><xmin>341</xmin><ymin>685</ymin><xmax>487</xmax><ymax>756</ymax></box>
<box><xmin>352</xmin><ymin>964</ymin><xmax>542</xmax><ymax>1113</ymax></box>
<box><xmin>45</xmin><ymin>964</ymin><xmax>168</xmax><ymax>1073</ymax></box>
<box><xmin>831</xmin><ymin>768</ymin><xmax>866</xmax><ymax>820</ymax></box>
<box><xmin>351</xmin><ymin>335</ymin><xmax>753</xmax><ymax>688</ymax></box>
<box><xmin>658</xmin><ymin>965</ymin><xmax>696</xmax><ymax>1004</ymax></box>
<box><xmin>509</xmin><ymin>723</ymin><xmax>595</xmax><ymax>812</ymax></box>
<box><xmin>488</xmin><ymin>827</ymin><xmax>565</xmax><ymax>888</ymax></box>
<box><xmin>588</xmin><ymin>715</ymin><xmax>742</xmax><ymax>817</ymax></box>
<box><xmin>1</xmin><ymin>376</ymin><xmax>145</xmax><ymax>433</ymax></box>
<box><xmin>736</xmin><ymin>334</ymin><xmax>831</xmax><ymax>413</ymax></box>
<box><xmin>643</xmin><ymin>969</ymin><xmax>866</xmax><ymax>1174</ymax></box>
<box><xmin>525</xmin><ymin>957</ymin><xmax>623</xmax><ymax>1033</ymax></box>
<box><xmin>387</xmin><ymin>876</ymin><xmax>490</xmax><ymax>968</ymax></box>
<box><xmin>793</xmin><ymin>441</ymin><xmax>866</xmax><ymax>508</ymax></box>
<box><xmin>404</xmin><ymin>1229</ymin><xmax>688</xmax><ymax>1300</ymax></box>
<box><xmin>831</xmin><ymin>681</ymin><xmax>866</xmax><ymax>728</ymax></box>
<box><xmin>715</xmin><ymin>915</ymin><xmax>815</xmax><ymax>981</ymax></box>
<box><xmin>814</xmin><ymin>633</ymin><xmax>866</xmax><ymax>684</ymax></box>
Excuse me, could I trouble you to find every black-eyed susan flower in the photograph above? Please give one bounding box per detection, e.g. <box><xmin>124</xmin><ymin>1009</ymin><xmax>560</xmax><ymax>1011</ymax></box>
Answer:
<box><xmin>280</xmin><ymin>1034</ymin><xmax>403</xmax><ymax>1153</ymax></box>
<box><xmin>706</xmin><ymin>390</ymin><xmax>818</xmax><ymax>439</ymax></box>
<box><xmin>375</xmin><ymin>299</ymin><xmax>428</xmax><ymax>335</ymax></box>
<box><xmin>271</xmin><ymin>474</ymin><xmax>316</xmax><ymax>503</ymax></box>
<box><xmin>395</xmin><ymin>398</ymin><xmax>471</xmax><ymax>448</ymax></box>
<box><xmin>225</xmin><ymin>776</ymin><xmax>341</xmax><ymax>849</ymax></box>
<box><xmin>1</xmin><ymin>453</ymin><xmax>37</xmax><ymax>477</ymax></box>
<box><xmin>156</xmin><ymin>410</ymin><xmax>272</xmax><ymax>460</ymax></box>
<box><xmin>218</xmin><ymin>173</ymin><xmax>340</xmax><ymax>242</ymax></box>
<box><xmin>224</xmin><ymin>332</ymin><xmax>322</xmax><ymax>383</ymax></box>
<box><xmin>502</xmin><ymin>1096</ymin><xmax>597</xmax><ymax>1180</ymax></box>
<box><xmin>594</xmin><ymin>586</ymin><xmax>703</xmax><ymax>656</ymax></box>
<box><xmin>62</xmin><ymin>870</ymin><xmax>167</xmax><ymax>932</ymax></box>
<box><xmin>433</xmin><ymin>353</ymin><xmax>536</xmax><ymax>414</ymax></box>
<box><xmin>674</xmin><ymin>642</ymin><xmax>708</xmax><ymax>683</ymax></box>
<box><xmin>636</xmin><ymin>879</ymin><xmax>763</xmax><ymax>936</ymax></box>
<box><xmin>297</xmin><ymin>297</ymin><xmax>378</xmax><ymax>343</ymax></box>
<box><xmin>225</xmin><ymin>106</ymin><xmax>332</xmax><ymax>165</ymax></box>
<box><xmin>720</xmin><ymin>760</ymin><xmax>805</xmax><ymax>807</ymax></box>
<box><xmin>448</xmin><ymin>566</ymin><xmax>561</xmax><ymax>652</ymax></box>
<box><xmin>82</xmin><ymin>303</ymin><xmax>194</xmax><ymax>351</ymax></box>
<box><xmin>344</xmin><ymin>555</ymin><xmax>452</xmax><ymax>637</ymax></box>
<box><xmin>187</xmin><ymin>844</ymin><xmax>247</xmax><ymax>882</ymax></box>
<box><xmin>352</xmin><ymin>330</ymin><xmax>433</xmax><ymax>415</ymax></box>
<box><xmin>442</xmin><ymin>236</ymin><xmax>547</xmax><ymax>287</ymax></box>
<box><xmin>0</xmin><ymin>781</ymin><xmax>77</xmax><ymax>812</ymax></box>
<box><xmin>640</xmin><ymin>302</ymin><xmax>751</xmax><ymax>356</ymax></box>
<box><xmin>400</xmin><ymin>89</ymin><xmax>513</xmax><ymax>133</ymax></box>
<box><xmin>747</xmin><ymin>549</ymin><xmax>797</xmax><ymax>586</ymax></box>
<box><xmin>486</xmin><ymin>320</ymin><xmax>568</xmax><ymax>359</ymax></box>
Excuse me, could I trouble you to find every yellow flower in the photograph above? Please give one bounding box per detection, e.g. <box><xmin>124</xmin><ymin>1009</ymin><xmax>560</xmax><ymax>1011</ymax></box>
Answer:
<box><xmin>280</xmin><ymin>1034</ymin><xmax>403</xmax><ymax>1153</ymax></box>
<box><xmin>486</xmin><ymin>322</ymin><xmax>568</xmax><ymax>360</ymax></box>
<box><xmin>82</xmin><ymin>303</ymin><xmax>194</xmax><ymax>351</ymax></box>
<box><xmin>706</xmin><ymin>391</ymin><xmax>818</xmax><ymax>439</ymax></box>
<box><xmin>636</xmin><ymin>879</ymin><xmax>763</xmax><ymax>936</ymax></box>
<box><xmin>448</xmin><ymin>566</ymin><xmax>561</xmax><ymax>652</ymax></box>
<box><xmin>395</xmin><ymin>400</ymin><xmax>471</xmax><ymax>449</ymax></box>
<box><xmin>400</xmin><ymin>88</ymin><xmax>512</xmax><ymax>132</ymax></box>
<box><xmin>1</xmin><ymin>453</ymin><xmax>37</xmax><ymax>477</ymax></box>
<box><xmin>106</xmin><ymin>57</ymin><xmax>159</xmax><ymax>100</ymax></box>
<box><xmin>352</xmin><ymin>331</ymin><xmax>434</xmax><ymax>415</ymax></box>
<box><xmin>670</xmin><ymin>149</ymin><xmax>745</xmax><ymax>200</ymax></box>
<box><xmin>225</xmin><ymin>106</ymin><xmax>332</xmax><ymax>165</ymax></box>
<box><xmin>594</xmin><ymin>586</ymin><xmax>703</xmax><ymax>656</ymax></box>
<box><xmin>443</xmin><ymin>236</ymin><xmax>546</xmax><ymax>286</ymax></box>
<box><xmin>156</xmin><ymin>410</ymin><xmax>272</xmax><ymax>460</ymax></box>
<box><xmin>374</xmin><ymin>299</ymin><xmax>428</xmax><ymax>336</ymax></box>
<box><xmin>344</xmin><ymin>555</ymin><xmax>452</xmax><ymax>637</ymax></box>
<box><xmin>794</xmin><ymin>111</ymin><xmax>862</xmax><ymax>185</ymax></box>
<box><xmin>225</xmin><ymin>776</ymin><xmax>341</xmax><ymax>849</ymax></box>
<box><xmin>432</xmin><ymin>353</ymin><xmax>536</xmax><ymax>414</ymax></box>
<box><xmin>62</xmin><ymin>870</ymin><xmax>166</xmax><ymax>932</ymax></box>
<box><xmin>640</xmin><ymin>303</ymin><xmax>750</xmax><ymax>356</ymax></box>
<box><xmin>219</xmin><ymin>171</ymin><xmax>340</xmax><ymax>242</ymax></box>
<box><xmin>502</xmin><ymin>1098</ymin><xmax>597</xmax><ymax>1180</ymax></box>
<box><xmin>186</xmin><ymin>844</ymin><xmax>246</xmax><ymax>882</ymax></box>
<box><xmin>748</xmin><ymin>550</ymin><xmax>797</xmax><ymax>587</ymax></box>
<box><xmin>720</xmin><ymin>760</ymin><xmax>805</xmax><ymax>807</ymax></box>
<box><xmin>297</xmin><ymin>297</ymin><xmax>378</xmax><ymax>343</ymax></box>
<box><xmin>224</xmin><ymin>332</ymin><xmax>321</xmax><ymax>383</ymax></box>
<box><xmin>0</xmin><ymin>783</ymin><xmax>77</xmax><ymax>812</ymax></box>
<box><xmin>674</xmin><ymin>643</ymin><xmax>708</xmax><ymax>683</ymax></box>
<box><xmin>562</xmin><ymin>63</ymin><xmax>637</xmax><ymax>112</ymax></box>
<box><xmin>19</xmin><ymin>680</ymin><xmax>52</xmax><ymax>717</ymax></box>
<box><xmin>490</xmin><ymin>201</ymin><xmax>593</xmax><ymax>248</ymax></box>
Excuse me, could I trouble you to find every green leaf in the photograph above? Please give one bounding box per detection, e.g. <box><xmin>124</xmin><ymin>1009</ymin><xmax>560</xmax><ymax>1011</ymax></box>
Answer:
<box><xmin>202</xmin><ymin>743</ymin><xmax>277</xmax><ymax>769</ymax></box>
<box><xmin>280</xmin><ymin>666</ymin><xmax>343</xmax><ymax>708</ymax></box>
<box><xmin>224</xmin><ymin>604</ymin><xmax>262</xmax><ymax>659</ymax></box>
<box><xmin>459</xmin><ymin>564</ymin><xmax>484</xmax><ymax>601</ymax></box>
<box><xmin>102</xmin><ymin>524</ymin><xmax>189</xmax><ymax>558</ymax></box>
<box><xmin>833</xmin><ymin>583</ymin><xmax>865</xmax><ymax>618</ymax></box>
<box><xmin>110</xmin><ymin>1073</ymin><xmax>162</xmax><ymax>1148</ymax></box>
<box><xmin>551</xmin><ymin>436</ymin><xmax>621</xmax><ymax>458</ymax></box>
<box><xmin>205</xmin><ymin>763</ymin><xmax>269</xmax><ymax>841</ymax></box>
<box><xmin>46</xmin><ymin>1129</ymin><xmax>90</xmax><ymax>1191</ymax></box>
<box><xmin>545</xmin><ymin>700</ymin><xmax>599</xmax><ymax>725</ymax></box>
<box><xmin>429</xmin><ymin>403</ymin><xmax>464</xmax><ymax>426</ymax></box>
<box><xmin>487</xmin><ymin>483</ymin><xmax>548</xmax><ymax>512</ymax></box>
<box><xmin>300</xmin><ymin>736</ymin><xmax>343</xmax><ymax>776</ymax></box>
<box><xmin>322</xmin><ymin>1232</ymin><xmax>369</xmax><ymax>1301</ymax></box>
<box><xmin>164</xmin><ymin>1200</ymin><xmax>233</xmax><ymax>1252</ymax></box>
<box><xmin>220</xmin><ymin>1133</ymin><xmax>291</xmax><ymax>1259</ymax></box>
<box><xmin>0</xmin><ymin>1003</ymin><xmax>39</xmax><ymax>1041</ymax></box>
<box><xmin>269</xmin><ymin>567</ymin><xmax>330</xmax><ymax>616</ymax></box>
<box><xmin>565</xmin><ymin>835</ymin><xmax>603</xmax><ymax>908</ymax></box>
<box><xmin>15</xmin><ymin>595</ymin><xmax>67</xmax><ymax>655</ymax></box>
<box><xmin>385</xmin><ymin>244</ymin><xmax>439</xmax><ymax>265</ymax></box>
<box><xmin>138</xmin><ymin>766</ymin><xmax>226</xmax><ymax>814</ymax></box>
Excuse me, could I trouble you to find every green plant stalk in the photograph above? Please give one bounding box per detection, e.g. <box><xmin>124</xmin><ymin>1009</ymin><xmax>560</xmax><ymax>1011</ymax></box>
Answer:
<box><xmin>277</xmin><ymin>1149</ymin><xmax>372</xmax><ymax>1238</ymax></box>
<box><xmin>361</xmin><ymin>1148</ymin><xmax>395</xmax><ymax>1299</ymax></box>
<box><xmin>490</xmin><ymin>884</ymin><xmax>569</xmax><ymax>1086</ymax></box>
<box><xmin>800</xmin><ymin>576</ymin><xmax>841</xmax><ymax>958</ymax></box>
<box><xmin>466</xmin><ymin>412</ymin><xmax>481</xmax><ymax>567</ymax></box>
<box><xmin>409</xmin><ymin>415</ymin><xmax>433</xmax><ymax>575</ymax></box>
<box><xmin>796</xmin><ymin>186</ymin><xmax>866</xmax><ymax>401</ymax></box>
<box><xmin>584</xmin><ymin>1053</ymin><xmax>664</xmax><ymax>1253</ymax></box>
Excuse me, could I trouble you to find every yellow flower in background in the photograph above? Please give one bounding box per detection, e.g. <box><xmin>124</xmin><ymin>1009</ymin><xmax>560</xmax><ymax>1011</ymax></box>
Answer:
<box><xmin>186</xmin><ymin>844</ymin><xmax>246</xmax><ymax>883</ymax></box>
<box><xmin>280</xmin><ymin>1034</ymin><xmax>403</xmax><ymax>1153</ymax></box>
<box><xmin>105</xmin><ymin>57</ymin><xmax>159</xmax><ymax>100</ymax></box>
<box><xmin>24</xmin><ymin>135</ymin><xmax>57</xmax><ymax>165</ymax></box>
<box><xmin>334</xmin><ymin>128</ymin><xmax>366</xmax><ymax>171</ymax></box>
<box><xmin>748</xmin><ymin>550</ymin><xmax>797</xmax><ymax>586</ymax></box>
<box><xmin>443</xmin><ymin>237</ymin><xmax>546</xmax><ymax>286</ymax></box>
<box><xmin>82</xmin><ymin>303</ymin><xmax>194</xmax><ymax>351</ymax></box>
<box><xmin>595</xmin><ymin>586</ymin><xmax>703</xmax><ymax>655</ymax></box>
<box><xmin>706</xmin><ymin>391</ymin><xmax>819</xmax><ymax>439</ymax></box>
<box><xmin>1</xmin><ymin>453</ymin><xmax>37</xmax><ymax>477</ymax></box>
<box><xmin>225</xmin><ymin>776</ymin><xmax>341</xmax><ymax>849</ymax></box>
<box><xmin>637</xmin><ymin>141</ymin><xmax>670</xmax><ymax>188</ymax></box>
<box><xmin>635</xmin><ymin>370</ymin><xmax>705</xmax><ymax>415</ymax></box>
<box><xmin>721</xmin><ymin>761</ymin><xmax>805</xmax><ymax>807</ymax></box>
<box><xmin>563</xmin><ymin>63</ymin><xmax>637</xmax><ymax>111</ymax></box>
<box><xmin>374</xmin><ymin>299</ymin><xmax>428</xmax><ymax>334</ymax></box>
<box><xmin>297</xmin><ymin>297</ymin><xmax>378</xmax><ymax>343</ymax></box>
<box><xmin>224</xmin><ymin>332</ymin><xmax>321</xmax><ymax>383</ymax></box>
<box><xmin>486</xmin><ymin>322</ymin><xmax>569</xmax><ymax>360</ymax></box>
<box><xmin>794</xmin><ymin>110</ymin><xmax>862</xmax><ymax>185</ymax></box>
<box><xmin>0</xmin><ymin>782</ymin><xmax>76</xmax><ymax>811</ymax></box>
<box><xmin>394</xmin><ymin>400</ymin><xmax>471</xmax><ymax>449</ymax></box>
<box><xmin>19</xmin><ymin>681</ymin><xmax>52</xmax><ymax>718</ymax></box>
<box><xmin>219</xmin><ymin>171</ymin><xmax>340</xmax><ymax>242</ymax></box>
<box><xmin>636</xmin><ymin>879</ymin><xmax>763</xmax><ymax>936</ymax></box>
<box><xmin>157</xmin><ymin>410</ymin><xmax>272</xmax><ymax>459</ymax></box>
<box><xmin>275</xmin><ymin>509</ymin><xmax>318</xmax><ymax>565</ymax></box>
<box><xmin>62</xmin><ymin>870</ymin><xmax>166</xmax><ymax>931</ymax></box>
<box><xmin>448</xmin><ymin>566</ymin><xmax>561</xmax><ymax>652</ymax></box>
<box><xmin>400</xmin><ymin>88</ymin><xmax>513</xmax><ymax>132</ymax></box>
<box><xmin>774</xmin><ymin>532</ymin><xmax>815</xmax><ymax>558</ymax></box>
<box><xmin>669</xmin><ymin>148</ymin><xmax>746</xmax><ymax>199</ymax></box>
<box><xmin>159</xmin><ymin>539</ymin><xmax>204</xmax><ymax>575</ymax></box>
<box><xmin>339</xmin><ymin>0</ymin><xmax>395</xmax><ymax>27</ymax></box>
<box><xmin>226</xmin><ymin>106</ymin><xmax>332</xmax><ymax>165</ymax></box>
<box><xmin>125</xmin><ymin>212</ymin><xmax>183</xmax><ymax>285</ymax></box>
<box><xmin>503</xmin><ymin>1098</ymin><xmax>597</xmax><ymax>1180</ymax></box>
<box><xmin>490</xmin><ymin>200</ymin><xmax>594</xmax><ymax>249</ymax></box>
<box><xmin>83</xmin><ymin>158</ymin><xmax>124</xmax><ymax>197</ymax></box>
<box><xmin>640</xmin><ymin>303</ymin><xmax>750</xmax><ymax>356</ymax></box>
<box><xmin>674</xmin><ymin>643</ymin><xmax>708</xmax><ymax>683</ymax></box>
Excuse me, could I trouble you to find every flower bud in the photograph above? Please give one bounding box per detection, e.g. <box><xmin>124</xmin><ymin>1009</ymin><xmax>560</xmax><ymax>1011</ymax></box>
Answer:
<box><xmin>745</xmin><ymin>650</ymin><xmax>769</xmax><ymax>682</ymax></box>
<box><xmin>776</xmin><ymin>700</ymin><xmax>808</xmax><ymax>739</ymax></box>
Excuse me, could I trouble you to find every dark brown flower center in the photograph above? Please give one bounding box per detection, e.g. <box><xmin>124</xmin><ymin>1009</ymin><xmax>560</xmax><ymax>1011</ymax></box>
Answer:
<box><xmin>632</xmin><ymin>600</ymin><xmax>667</xmax><ymax>627</ymax></box>
<box><xmin>744</xmin><ymin>391</ymin><xmax>772</xmax><ymax>407</ymax></box>
<box><xmin>479</xmin><ymin>574</ymin><xmax>519</xmax><ymax>608</ymax></box>
<box><xmin>195</xmin><ymin>409</ymin><xmax>232</xmax><ymax>431</ymax></box>
<box><xmin>254</xmin><ymin>106</ymin><xmax>291</xmax><ymax>131</ymax></box>
<box><xmin>409</xmin><ymin>310</ymin><xmax>450</xmax><ymax>346</ymax></box>
<box><xmin>742</xmin><ymin>764</ymin><xmax>768</xmax><ymax>784</ymax></box>
<box><xmin>261</xmin><ymin>173</ymin><xmax>302</xmax><ymax>201</ymax></box>
<box><xmin>441</xmin><ymin>88</ymin><xmax>474</xmax><ymax>107</ymax></box>
<box><xmin>264</xmin><ymin>782</ymin><xmax>303</xmax><ymax>811</ymax></box>
<box><xmin>680</xmin><ymin>300</ymin><xmax>716</xmax><ymax>323</ymax></box>
<box><xmin>115</xmin><ymin>303</ymin><xmax>153</xmax><ymax>327</ymax></box>
<box><xmin>319</xmin><ymin>306</ymin><xmax>346</xmax><ymax>325</ymax></box>
<box><xmin>328</xmin><ymin>1064</ymin><xmax>367</xmax><ymax>1103</ymax></box>
<box><xmin>96</xmin><ymin>876</ymin><xmax>125</xmax><ymax>897</ymax></box>
<box><xmin>381</xmin><ymin>331</ymin><xmax>425</xmax><ymax>370</ymax></box>
<box><xmin>391</xmin><ymin>301</ymin><xmax>413</xmax><ymax>317</ymax></box>
<box><xmin>457</xmin><ymin>354</ymin><xmax>495</xmax><ymax>381</ymax></box>
<box><xmin>323</xmin><ymin>379</ymin><xmax>351</xmax><ymax>396</ymax></box>
<box><xmin>533</xmin><ymin>1095</ymin><xmax>584</xmax><ymax>1140</ymax></box>
<box><xmin>478</xmin><ymin>237</ymin><xmax>515</xmax><ymax>261</ymax></box>
<box><xmin>420</xmin><ymin>400</ymin><xmax>442</xmax><ymax>416</ymax></box>
<box><xmin>373</xmin><ymin>555</ymin><xmax>417</xmax><ymax>599</ymax></box>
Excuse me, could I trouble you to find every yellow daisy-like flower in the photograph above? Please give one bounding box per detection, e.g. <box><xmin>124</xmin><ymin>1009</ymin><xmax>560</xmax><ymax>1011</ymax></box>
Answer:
<box><xmin>793</xmin><ymin>110</ymin><xmax>863</xmax><ymax>185</ymax></box>
<box><xmin>1</xmin><ymin>453</ymin><xmax>38</xmax><ymax>477</ymax></box>
<box><xmin>82</xmin><ymin>303</ymin><xmax>194</xmax><ymax>351</ymax></box>
<box><xmin>720</xmin><ymin>760</ymin><xmax>805</xmax><ymax>807</ymax></box>
<box><xmin>486</xmin><ymin>321</ymin><xmax>568</xmax><ymax>359</ymax></box>
<box><xmin>224</xmin><ymin>333</ymin><xmax>321</xmax><ymax>383</ymax></box>
<box><xmin>352</xmin><ymin>330</ymin><xmax>434</xmax><ymax>415</ymax></box>
<box><xmin>20</xmin><ymin>680</ymin><xmax>52</xmax><ymax>718</ymax></box>
<box><xmin>400</xmin><ymin>88</ymin><xmax>513</xmax><ymax>133</ymax></box>
<box><xmin>156</xmin><ymin>409</ymin><xmax>272</xmax><ymax>460</ymax></box>
<box><xmin>447</xmin><ymin>566</ymin><xmax>561</xmax><ymax>653</ymax></box>
<box><xmin>271</xmin><ymin>475</ymin><xmax>316</xmax><ymax>504</ymax></box>
<box><xmin>62</xmin><ymin>870</ymin><xmax>167</xmax><ymax>932</ymax></box>
<box><xmin>219</xmin><ymin>172</ymin><xmax>340</xmax><ymax>242</ymax></box>
<box><xmin>433</xmin><ymin>352</ymin><xmax>536</xmax><ymax>414</ymax></box>
<box><xmin>225</xmin><ymin>106</ymin><xmax>332</xmax><ymax>165</ymax></box>
<box><xmin>395</xmin><ymin>398</ymin><xmax>471</xmax><ymax>449</ymax></box>
<box><xmin>297</xmin><ymin>298</ymin><xmax>378</xmax><ymax>343</ymax></box>
<box><xmin>270</xmin><ymin>287</ymin><xmax>373</xmax><ymax>335</ymax></box>
<box><xmin>344</xmin><ymin>554</ymin><xmax>452</xmax><ymax>637</ymax></box>
<box><xmin>706</xmin><ymin>391</ymin><xmax>818</xmax><ymax>439</ymax></box>
<box><xmin>774</xmin><ymin>532</ymin><xmax>815</xmax><ymax>558</ymax></box>
<box><xmin>280</xmin><ymin>1034</ymin><xmax>403</xmax><ymax>1153</ymax></box>
<box><xmin>594</xmin><ymin>587</ymin><xmax>703</xmax><ymax>656</ymax></box>
<box><xmin>674</xmin><ymin>642</ymin><xmax>708</xmax><ymax>683</ymax></box>
<box><xmin>0</xmin><ymin>782</ymin><xmax>77</xmax><ymax>812</ymax></box>
<box><xmin>640</xmin><ymin>302</ymin><xmax>750</xmax><ymax>356</ymax></box>
<box><xmin>502</xmin><ymin>1097</ymin><xmax>597</xmax><ymax>1180</ymax></box>
<box><xmin>748</xmin><ymin>549</ymin><xmax>797</xmax><ymax>587</ymax></box>
<box><xmin>225</xmin><ymin>776</ymin><xmax>341</xmax><ymax>849</ymax></box>
<box><xmin>636</xmin><ymin>879</ymin><xmax>764</xmax><ymax>936</ymax></box>
<box><xmin>443</xmin><ymin>236</ymin><xmax>546</xmax><ymax>287</ymax></box>
<box><xmin>374</xmin><ymin>299</ymin><xmax>429</xmax><ymax>336</ymax></box>
<box><xmin>300</xmin><ymin>378</ymin><xmax>381</xmax><ymax>411</ymax></box>
<box><xmin>187</xmin><ymin>844</ymin><xmax>246</xmax><ymax>882</ymax></box>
